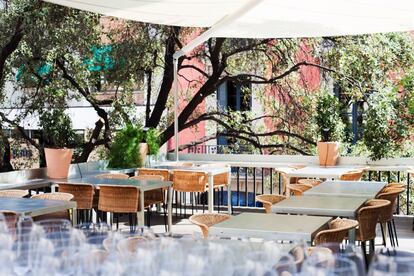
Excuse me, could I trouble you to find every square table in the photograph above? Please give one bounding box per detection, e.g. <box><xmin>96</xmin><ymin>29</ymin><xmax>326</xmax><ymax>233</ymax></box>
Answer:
<box><xmin>154</xmin><ymin>163</ymin><xmax>231</xmax><ymax>213</ymax></box>
<box><xmin>271</xmin><ymin>195</ymin><xmax>369</xmax><ymax>244</ymax></box>
<box><xmin>304</xmin><ymin>180</ymin><xmax>387</xmax><ymax>198</ymax></box>
<box><xmin>0</xmin><ymin>197</ymin><xmax>77</xmax><ymax>225</ymax></box>
<box><xmin>54</xmin><ymin>177</ymin><xmax>173</xmax><ymax>231</ymax></box>
<box><xmin>209</xmin><ymin>213</ymin><xmax>332</xmax><ymax>243</ymax></box>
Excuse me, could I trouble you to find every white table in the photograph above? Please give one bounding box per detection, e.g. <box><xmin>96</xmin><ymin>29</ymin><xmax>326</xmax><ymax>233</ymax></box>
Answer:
<box><xmin>154</xmin><ymin>163</ymin><xmax>231</xmax><ymax>213</ymax></box>
<box><xmin>271</xmin><ymin>195</ymin><xmax>368</xmax><ymax>244</ymax></box>
<box><xmin>209</xmin><ymin>213</ymin><xmax>332</xmax><ymax>243</ymax></box>
<box><xmin>304</xmin><ymin>180</ymin><xmax>387</xmax><ymax>198</ymax></box>
<box><xmin>54</xmin><ymin>177</ymin><xmax>173</xmax><ymax>231</ymax></box>
<box><xmin>0</xmin><ymin>197</ymin><xmax>77</xmax><ymax>225</ymax></box>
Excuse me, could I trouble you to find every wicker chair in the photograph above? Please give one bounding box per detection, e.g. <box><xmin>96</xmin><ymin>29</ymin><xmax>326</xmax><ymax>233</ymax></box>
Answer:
<box><xmin>256</xmin><ymin>194</ymin><xmax>286</xmax><ymax>213</ymax></box>
<box><xmin>116</xmin><ymin>236</ymin><xmax>148</xmax><ymax>254</ymax></box>
<box><xmin>339</xmin><ymin>170</ymin><xmax>364</xmax><ymax>181</ymax></box>
<box><xmin>286</xmin><ymin>183</ymin><xmax>313</xmax><ymax>196</ymax></box>
<box><xmin>96</xmin><ymin>173</ymin><xmax>129</xmax><ymax>179</ymax></box>
<box><xmin>313</xmin><ymin>218</ymin><xmax>359</xmax><ymax>245</ymax></box>
<box><xmin>355</xmin><ymin>199</ymin><xmax>391</xmax><ymax>265</ymax></box>
<box><xmin>189</xmin><ymin>213</ymin><xmax>231</xmax><ymax>238</ymax></box>
<box><xmin>57</xmin><ymin>183</ymin><xmax>94</xmax><ymax>224</ymax></box>
<box><xmin>376</xmin><ymin>187</ymin><xmax>405</xmax><ymax>247</ymax></box>
<box><xmin>172</xmin><ymin>170</ymin><xmax>209</xmax><ymax>214</ymax></box>
<box><xmin>0</xmin><ymin>189</ymin><xmax>28</xmax><ymax>198</ymax></box>
<box><xmin>297</xmin><ymin>179</ymin><xmax>322</xmax><ymax>187</ymax></box>
<box><xmin>31</xmin><ymin>192</ymin><xmax>74</xmax><ymax>221</ymax></box>
<box><xmin>0</xmin><ymin>210</ymin><xmax>18</xmax><ymax>237</ymax></box>
<box><xmin>130</xmin><ymin>174</ymin><xmax>167</xmax><ymax>229</ymax></box>
<box><xmin>384</xmin><ymin>182</ymin><xmax>406</xmax><ymax>189</ymax></box>
<box><xmin>98</xmin><ymin>185</ymin><xmax>140</xmax><ymax>230</ymax></box>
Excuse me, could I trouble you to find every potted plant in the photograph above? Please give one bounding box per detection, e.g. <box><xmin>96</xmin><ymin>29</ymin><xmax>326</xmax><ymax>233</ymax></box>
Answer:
<box><xmin>39</xmin><ymin>109</ymin><xmax>76</xmax><ymax>178</ymax></box>
<box><xmin>314</xmin><ymin>91</ymin><xmax>344</xmax><ymax>166</ymax></box>
<box><xmin>108</xmin><ymin>125</ymin><xmax>160</xmax><ymax>169</ymax></box>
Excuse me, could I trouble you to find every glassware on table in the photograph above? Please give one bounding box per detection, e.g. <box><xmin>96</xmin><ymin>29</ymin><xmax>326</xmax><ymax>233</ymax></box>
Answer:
<box><xmin>316</xmin><ymin>243</ymin><xmax>365</xmax><ymax>276</ymax></box>
<box><xmin>303</xmin><ymin>252</ymin><xmax>357</xmax><ymax>276</ymax></box>
<box><xmin>368</xmin><ymin>248</ymin><xmax>414</xmax><ymax>276</ymax></box>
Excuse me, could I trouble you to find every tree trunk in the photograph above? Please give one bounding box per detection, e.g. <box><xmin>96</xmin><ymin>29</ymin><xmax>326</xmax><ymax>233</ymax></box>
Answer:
<box><xmin>145</xmin><ymin>70</ymin><xmax>152</xmax><ymax>126</ymax></box>
<box><xmin>0</xmin><ymin>132</ymin><xmax>14</xmax><ymax>172</ymax></box>
<box><xmin>75</xmin><ymin>120</ymin><xmax>106</xmax><ymax>163</ymax></box>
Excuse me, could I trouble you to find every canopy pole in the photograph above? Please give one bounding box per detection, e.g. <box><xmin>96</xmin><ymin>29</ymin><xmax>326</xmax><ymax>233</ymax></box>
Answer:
<box><xmin>173</xmin><ymin>57</ymin><xmax>179</xmax><ymax>161</ymax></box>
<box><xmin>172</xmin><ymin>0</ymin><xmax>264</xmax><ymax>161</ymax></box>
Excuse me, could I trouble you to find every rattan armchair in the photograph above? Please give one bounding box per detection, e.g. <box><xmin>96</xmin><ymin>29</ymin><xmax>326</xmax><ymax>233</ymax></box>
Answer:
<box><xmin>376</xmin><ymin>187</ymin><xmax>405</xmax><ymax>247</ymax></box>
<box><xmin>313</xmin><ymin>218</ymin><xmax>359</xmax><ymax>245</ymax></box>
<box><xmin>286</xmin><ymin>183</ymin><xmax>313</xmax><ymax>196</ymax></box>
<box><xmin>256</xmin><ymin>194</ymin><xmax>286</xmax><ymax>213</ymax></box>
<box><xmin>130</xmin><ymin>174</ymin><xmax>167</xmax><ymax>229</ymax></box>
<box><xmin>297</xmin><ymin>179</ymin><xmax>322</xmax><ymax>187</ymax></box>
<box><xmin>339</xmin><ymin>170</ymin><xmax>364</xmax><ymax>181</ymax></box>
<box><xmin>31</xmin><ymin>192</ymin><xmax>74</xmax><ymax>221</ymax></box>
<box><xmin>384</xmin><ymin>182</ymin><xmax>406</xmax><ymax>189</ymax></box>
<box><xmin>189</xmin><ymin>213</ymin><xmax>231</xmax><ymax>238</ymax></box>
<box><xmin>0</xmin><ymin>210</ymin><xmax>18</xmax><ymax>237</ymax></box>
<box><xmin>97</xmin><ymin>185</ymin><xmax>139</xmax><ymax>231</ymax></box>
<box><xmin>355</xmin><ymin>199</ymin><xmax>391</xmax><ymax>265</ymax></box>
<box><xmin>172</xmin><ymin>170</ymin><xmax>209</xmax><ymax>214</ymax></box>
<box><xmin>57</xmin><ymin>183</ymin><xmax>94</xmax><ymax>224</ymax></box>
<box><xmin>0</xmin><ymin>189</ymin><xmax>28</xmax><ymax>198</ymax></box>
<box><xmin>96</xmin><ymin>173</ymin><xmax>129</xmax><ymax>179</ymax></box>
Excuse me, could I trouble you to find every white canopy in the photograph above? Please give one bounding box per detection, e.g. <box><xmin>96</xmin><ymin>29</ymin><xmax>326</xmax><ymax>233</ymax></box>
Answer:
<box><xmin>43</xmin><ymin>0</ymin><xmax>414</xmax><ymax>161</ymax></box>
<box><xmin>44</xmin><ymin>0</ymin><xmax>414</xmax><ymax>39</ymax></box>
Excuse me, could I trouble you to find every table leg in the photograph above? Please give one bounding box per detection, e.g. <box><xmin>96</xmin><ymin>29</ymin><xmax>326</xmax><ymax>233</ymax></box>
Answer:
<box><xmin>51</xmin><ymin>184</ymin><xmax>58</xmax><ymax>193</ymax></box>
<box><xmin>285</xmin><ymin>176</ymin><xmax>291</xmax><ymax>196</ymax></box>
<box><xmin>71</xmin><ymin>207</ymin><xmax>77</xmax><ymax>226</ymax></box>
<box><xmin>208</xmin><ymin>173</ymin><xmax>214</xmax><ymax>213</ymax></box>
<box><xmin>167</xmin><ymin>186</ymin><xmax>172</xmax><ymax>233</ymax></box>
<box><xmin>348</xmin><ymin>228</ymin><xmax>356</xmax><ymax>245</ymax></box>
<box><xmin>137</xmin><ymin>190</ymin><xmax>145</xmax><ymax>226</ymax></box>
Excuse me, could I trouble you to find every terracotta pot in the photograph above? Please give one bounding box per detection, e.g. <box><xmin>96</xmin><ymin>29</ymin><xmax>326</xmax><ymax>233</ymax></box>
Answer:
<box><xmin>317</xmin><ymin>141</ymin><xmax>340</xmax><ymax>167</ymax></box>
<box><xmin>45</xmin><ymin>148</ymin><xmax>73</xmax><ymax>179</ymax></box>
<box><xmin>139</xmin><ymin>143</ymin><xmax>148</xmax><ymax>166</ymax></box>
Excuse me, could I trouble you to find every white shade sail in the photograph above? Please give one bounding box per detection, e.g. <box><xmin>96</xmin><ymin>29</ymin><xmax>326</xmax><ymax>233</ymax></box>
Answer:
<box><xmin>45</xmin><ymin>0</ymin><xmax>414</xmax><ymax>38</ymax></box>
<box><xmin>43</xmin><ymin>0</ymin><xmax>414</xmax><ymax>161</ymax></box>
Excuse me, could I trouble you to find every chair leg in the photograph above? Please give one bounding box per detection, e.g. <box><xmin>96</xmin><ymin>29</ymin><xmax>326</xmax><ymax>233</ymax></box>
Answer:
<box><xmin>217</xmin><ymin>189</ymin><xmax>221</xmax><ymax>213</ymax></box>
<box><xmin>380</xmin><ymin>223</ymin><xmax>387</xmax><ymax>247</ymax></box>
<box><xmin>146</xmin><ymin>207</ymin><xmax>151</xmax><ymax>227</ymax></box>
<box><xmin>388</xmin><ymin>222</ymin><xmax>395</xmax><ymax>247</ymax></box>
<box><xmin>392</xmin><ymin>219</ymin><xmax>399</xmax><ymax>247</ymax></box>
<box><xmin>361</xmin><ymin>241</ymin><xmax>368</xmax><ymax>269</ymax></box>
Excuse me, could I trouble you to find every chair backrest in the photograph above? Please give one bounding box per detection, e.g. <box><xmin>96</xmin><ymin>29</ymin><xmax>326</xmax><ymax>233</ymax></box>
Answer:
<box><xmin>96</xmin><ymin>173</ymin><xmax>129</xmax><ymax>179</ymax></box>
<box><xmin>57</xmin><ymin>183</ymin><xmax>94</xmax><ymax>210</ymax></box>
<box><xmin>256</xmin><ymin>194</ymin><xmax>286</xmax><ymax>213</ymax></box>
<box><xmin>339</xmin><ymin>170</ymin><xmax>364</xmax><ymax>181</ymax></box>
<box><xmin>384</xmin><ymin>182</ymin><xmax>406</xmax><ymax>190</ymax></box>
<box><xmin>189</xmin><ymin>213</ymin><xmax>231</xmax><ymax>238</ymax></box>
<box><xmin>172</xmin><ymin>170</ymin><xmax>208</xmax><ymax>192</ymax></box>
<box><xmin>357</xmin><ymin>199</ymin><xmax>390</xmax><ymax>241</ymax></box>
<box><xmin>313</xmin><ymin>218</ymin><xmax>359</xmax><ymax>245</ymax></box>
<box><xmin>31</xmin><ymin>192</ymin><xmax>74</xmax><ymax>201</ymax></box>
<box><xmin>200</xmin><ymin>163</ymin><xmax>230</xmax><ymax>185</ymax></box>
<box><xmin>136</xmin><ymin>168</ymin><xmax>169</xmax><ymax>181</ymax></box>
<box><xmin>98</xmin><ymin>185</ymin><xmax>139</xmax><ymax>213</ymax></box>
<box><xmin>0</xmin><ymin>189</ymin><xmax>28</xmax><ymax>198</ymax></box>
<box><xmin>376</xmin><ymin>188</ymin><xmax>405</xmax><ymax>222</ymax></box>
<box><xmin>287</xmin><ymin>184</ymin><xmax>312</xmax><ymax>196</ymax></box>
<box><xmin>130</xmin><ymin>175</ymin><xmax>164</xmax><ymax>181</ymax></box>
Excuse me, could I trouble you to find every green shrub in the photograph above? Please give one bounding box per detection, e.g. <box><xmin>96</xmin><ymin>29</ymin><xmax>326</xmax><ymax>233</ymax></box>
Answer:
<box><xmin>39</xmin><ymin>109</ymin><xmax>76</xmax><ymax>148</ymax></box>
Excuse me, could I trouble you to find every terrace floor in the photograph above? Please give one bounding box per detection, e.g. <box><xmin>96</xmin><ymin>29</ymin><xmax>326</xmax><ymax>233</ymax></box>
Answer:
<box><xmin>143</xmin><ymin>211</ymin><xmax>414</xmax><ymax>252</ymax></box>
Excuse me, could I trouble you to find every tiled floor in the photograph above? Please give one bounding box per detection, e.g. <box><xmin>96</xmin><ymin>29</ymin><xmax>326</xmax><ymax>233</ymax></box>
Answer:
<box><xmin>146</xmin><ymin>211</ymin><xmax>414</xmax><ymax>252</ymax></box>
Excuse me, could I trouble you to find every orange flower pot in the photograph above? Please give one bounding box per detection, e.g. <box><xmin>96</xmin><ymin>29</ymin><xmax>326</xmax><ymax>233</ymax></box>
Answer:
<box><xmin>317</xmin><ymin>141</ymin><xmax>340</xmax><ymax>167</ymax></box>
<box><xmin>45</xmin><ymin>148</ymin><xmax>73</xmax><ymax>179</ymax></box>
